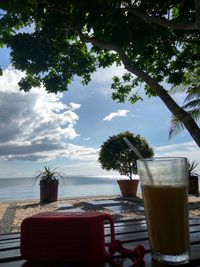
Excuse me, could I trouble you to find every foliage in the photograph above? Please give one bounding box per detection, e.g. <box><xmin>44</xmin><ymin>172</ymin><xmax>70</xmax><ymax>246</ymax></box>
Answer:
<box><xmin>188</xmin><ymin>161</ymin><xmax>199</xmax><ymax>177</ymax></box>
<box><xmin>169</xmin><ymin>85</ymin><xmax>200</xmax><ymax>138</ymax></box>
<box><xmin>32</xmin><ymin>166</ymin><xmax>64</xmax><ymax>184</ymax></box>
<box><xmin>0</xmin><ymin>0</ymin><xmax>200</xmax><ymax>145</ymax></box>
<box><xmin>98</xmin><ymin>131</ymin><xmax>154</xmax><ymax>179</ymax></box>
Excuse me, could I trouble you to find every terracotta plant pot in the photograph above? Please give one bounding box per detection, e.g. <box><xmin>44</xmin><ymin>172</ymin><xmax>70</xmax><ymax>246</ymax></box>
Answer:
<box><xmin>189</xmin><ymin>175</ymin><xmax>199</xmax><ymax>194</ymax></box>
<box><xmin>40</xmin><ymin>180</ymin><xmax>59</xmax><ymax>203</ymax></box>
<box><xmin>117</xmin><ymin>179</ymin><xmax>139</xmax><ymax>197</ymax></box>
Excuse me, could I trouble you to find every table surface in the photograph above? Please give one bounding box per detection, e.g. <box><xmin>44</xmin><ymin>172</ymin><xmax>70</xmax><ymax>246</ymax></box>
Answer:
<box><xmin>0</xmin><ymin>217</ymin><xmax>200</xmax><ymax>267</ymax></box>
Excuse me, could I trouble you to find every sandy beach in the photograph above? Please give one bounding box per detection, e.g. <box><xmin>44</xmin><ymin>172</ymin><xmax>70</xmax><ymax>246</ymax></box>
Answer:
<box><xmin>1</xmin><ymin>194</ymin><xmax>200</xmax><ymax>234</ymax></box>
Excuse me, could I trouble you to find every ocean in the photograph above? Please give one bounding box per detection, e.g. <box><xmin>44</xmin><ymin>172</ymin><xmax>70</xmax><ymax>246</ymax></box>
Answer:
<box><xmin>0</xmin><ymin>176</ymin><xmax>141</xmax><ymax>202</ymax></box>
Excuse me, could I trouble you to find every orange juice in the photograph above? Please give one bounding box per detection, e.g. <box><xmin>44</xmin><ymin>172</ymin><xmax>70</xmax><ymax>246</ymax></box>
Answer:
<box><xmin>142</xmin><ymin>184</ymin><xmax>190</xmax><ymax>255</ymax></box>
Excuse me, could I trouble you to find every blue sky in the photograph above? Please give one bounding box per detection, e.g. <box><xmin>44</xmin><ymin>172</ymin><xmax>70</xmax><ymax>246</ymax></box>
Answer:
<box><xmin>0</xmin><ymin>47</ymin><xmax>199</xmax><ymax>178</ymax></box>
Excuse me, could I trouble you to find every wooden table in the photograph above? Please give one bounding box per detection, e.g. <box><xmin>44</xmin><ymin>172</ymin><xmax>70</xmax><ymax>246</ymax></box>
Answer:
<box><xmin>0</xmin><ymin>218</ymin><xmax>200</xmax><ymax>267</ymax></box>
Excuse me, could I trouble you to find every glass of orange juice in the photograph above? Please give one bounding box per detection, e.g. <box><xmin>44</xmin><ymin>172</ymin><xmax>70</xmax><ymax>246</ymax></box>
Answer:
<box><xmin>137</xmin><ymin>157</ymin><xmax>190</xmax><ymax>264</ymax></box>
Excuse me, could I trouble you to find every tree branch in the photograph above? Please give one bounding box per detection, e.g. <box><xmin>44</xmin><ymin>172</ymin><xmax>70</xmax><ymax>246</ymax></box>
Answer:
<box><xmin>79</xmin><ymin>33</ymin><xmax>120</xmax><ymax>51</ymax></box>
<box><xmin>124</xmin><ymin>0</ymin><xmax>200</xmax><ymax>31</ymax></box>
<box><xmin>79</xmin><ymin>34</ymin><xmax>173</xmax><ymax>103</ymax></box>
<box><xmin>80</xmin><ymin>33</ymin><xmax>183</xmax><ymax>112</ymax></box>
<box><xmin>80</xmin><ymin>32</ymin><xmax>200</xmax><ymax>146</ymax></box>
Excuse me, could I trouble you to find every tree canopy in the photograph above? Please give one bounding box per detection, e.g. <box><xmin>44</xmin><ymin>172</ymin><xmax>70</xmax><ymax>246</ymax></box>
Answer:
<box><xmin>0</xmin><ymin>0</ymin><xmax>199</xmax><ymax>146</ymax></box>
<box><xmin>98</xmin><ymin>131</ymin><xmax>154</xmax><ymax>179</ymax></box>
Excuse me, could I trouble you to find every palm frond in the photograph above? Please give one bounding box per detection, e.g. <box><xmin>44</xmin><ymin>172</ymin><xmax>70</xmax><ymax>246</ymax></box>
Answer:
<box><xmin>183</xmin><ymin>99</ymin><xmax>200</xmax><ymax>109</ymax></box>
<box><xmin>188</xmin><ymin>109</ymin><xmax>200</xmax><ymax>121</ymax></box>
<box><xmin>169</xmin><ymin>110</ymin><xmax>200</xmax><ymax>138</ymax></box>
<box><xmin>169</xmin><ymin>85</ymin><xmax>188</xmax><ymax>94</ymax></box>
<box><xmin>184</xmin><ymin>93</ymin><xmax>200</xmax><ymax>103</ymax></box>
<box><xmin>168</xmin><ymin>115</ymin><xmax>185</xmax><ymax>139</ymax></box>
<box><xmin>188</xmin><ymin>160</ymin><xmax>198</xmax><ymax>175</ymax></box>
<box><xmin>168</xmin><ymin>82</ymin><xmax>200</xmax><ymax>139</ymax></box>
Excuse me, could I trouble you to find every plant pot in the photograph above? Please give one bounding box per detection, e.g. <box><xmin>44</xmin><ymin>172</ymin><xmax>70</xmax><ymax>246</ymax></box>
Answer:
<box><xmin>189</xmin><ymin>175</ymin><xmax>199</xmax><ymax>194</ymax></box>
<box><xmin>40</xmin><ymin>180</ymin><xmax>59</xmax><ymax>203</ymax></box>
<box><xmin>117</xmin><ymin>179</ymin><xmax>139</xmax><ymax>197</ymax></box>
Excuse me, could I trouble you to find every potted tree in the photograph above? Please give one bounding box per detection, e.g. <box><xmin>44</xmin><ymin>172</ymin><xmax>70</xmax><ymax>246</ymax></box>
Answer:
<box><xmin>188</xmin><ymin>161</ymin><xmax>199</xmax><ymax>195</ymax></box>
<box><xmin>33</xmin><ymin>166</ymin><xmax>64</xmax><ymax>203</ymax></box>
<box><xmin>98</xmin><ymin>131</ymin><xmax>154</xmax><ymax>197</ymax></box>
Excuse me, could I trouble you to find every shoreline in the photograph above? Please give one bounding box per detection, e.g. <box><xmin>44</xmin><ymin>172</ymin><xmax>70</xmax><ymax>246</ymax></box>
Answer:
<box><xmin>1</xmin><ymin>194</ymin><xmax>200</xmax><ymax>234</ymax></box>
<box><xmin>0</xmin><ymin>194</ymin><xmax>143</xmax><ymax>234</ymax></box>
<box><xmin>0</xmin><ymin>194</ymin><xmax>122</xmax><ymax>204</ymax></box>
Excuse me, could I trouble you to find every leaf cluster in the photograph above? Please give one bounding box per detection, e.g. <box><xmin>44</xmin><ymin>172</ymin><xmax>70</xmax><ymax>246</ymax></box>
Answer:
<box><xmin>111</xmin><ymin>74</ymin><xmax>144</xmax><ymax>103</ymax></box>
<box><xmin>0</xmin><ymin>0</ymin><xmax>199</xmax><ymax>97</ymax></box>
<box><xmin>98</xmin><ymin>131</ymin><xmax>154</xmax><ymax>179</ymax></box>
<box><xmin>188</xmin><ymin>161</ymin><xmax>199</xmax><ymax>177</ymax></box>
<box><xmin>169</xmin><ymin>76</ymin><xmax>200</xmax><ymax>138</ymax></box>
<box><xmin>32</xmin><ymin>166</ymin><xmax>64</xmax><ymax>185</ymax></box>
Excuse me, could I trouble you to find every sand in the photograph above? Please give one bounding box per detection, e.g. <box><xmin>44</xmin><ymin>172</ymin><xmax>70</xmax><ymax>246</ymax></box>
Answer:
<box><xmin>1</xmin><ymin>194</ymin><xmax>200</xmax><ymax>234</ymax></box>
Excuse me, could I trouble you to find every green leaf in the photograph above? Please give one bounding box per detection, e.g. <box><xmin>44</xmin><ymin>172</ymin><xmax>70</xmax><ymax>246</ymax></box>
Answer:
<box><xmin>98</xmin><ymin>131</ymin><xmax>154</xmax><ymax>179</ymax></box>
<box><xmin>129</xmin><ymin>94</ymin><xmax>143</xmax><ymax>104</ymax></box>
<box><xmin>0</xmin><ymin>0</ymin><xmax>199</xmax><ymax>144</ymax></box>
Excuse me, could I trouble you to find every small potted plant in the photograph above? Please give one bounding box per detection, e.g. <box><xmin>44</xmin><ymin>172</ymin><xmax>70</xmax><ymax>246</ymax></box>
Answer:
<box><xmin>33</xmin><ymin>166</ymin><xmax>64</xmax><ymax>203</ymax></box>
<box><xmin>98</xmin><ymin>131</ymin><xmax>154</xmax><ymax>197</ymax></box>
<box><xmin>188</xmin><ymin>161</ymin><xmax>199</xmax><ymax>195</ymax></box>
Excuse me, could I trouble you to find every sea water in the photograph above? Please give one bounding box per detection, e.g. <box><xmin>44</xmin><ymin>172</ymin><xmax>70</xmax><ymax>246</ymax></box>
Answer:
<box><xmin>0</xmin><ymin>176</ymin><xmax>141</xmax><ymax>201</ymax></box>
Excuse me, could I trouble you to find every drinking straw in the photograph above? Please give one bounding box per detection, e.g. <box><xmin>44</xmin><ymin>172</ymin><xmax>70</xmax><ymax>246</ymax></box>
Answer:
<box><xmin>123</xmin><ymin>137</ymin><xmax>144</xmax><ymax>159</ymax></box>
<box><xmin>123</xmin><ymin>137</ymin><xmax>153</xmax><ymax>182</ymax></box>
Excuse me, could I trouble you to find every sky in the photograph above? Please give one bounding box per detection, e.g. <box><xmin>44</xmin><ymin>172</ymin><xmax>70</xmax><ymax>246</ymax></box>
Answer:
<box><xmin>0</xmin><ymin>46</ymin><xmax>199</xmax><ymax>178</ymax></box>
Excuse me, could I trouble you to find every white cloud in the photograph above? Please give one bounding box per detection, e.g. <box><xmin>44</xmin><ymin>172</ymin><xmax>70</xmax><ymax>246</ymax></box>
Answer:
<box><xmin>64</xmin><ymin>144</ymin><xmax>99</xmax><ymax>161</ymax></box>
<box><xmin>0</xmin><ymin>68</ymin><xmax>83</xmax><ymax>161</ymax></box>
<box><xmin>0</xmin><ymin>142</ymin><xmax>99</xmax><ymax>162</ymax></box>
<box><xmin>60</xmin><ymin>161</ymin><xmax>118</xmax><ymax>177</ymax></box>
<box><xmin>154</xmin><ymin>141</ymin><xmax>200</xmax><ymax>173</ymax></box>
<box><xmin>83</xmin><ymin>137</ymin><xmax>90</xmax><ymax>141</ymax></box>
<box><xmin>68</xmin><ymin>102</ymin><xmax>81</xmax><ymax>111</ymax></box>
<box><xmin>92</xmin><ymin>64</ymin><xmax>126</xmax><ymax>83</ymax></box>
<box><xmin>103</xmin><ymin>109</ymin><xmax>130</xmax><ymax>121</ymax></box>
<box><xmin>90</xmin><ymin>64</ymin><xmax>128</xmax><ymax>96</ymax></box>
<box><xmin>0</xmin><ymin>67</ymin><xmax>24</xmax><ymax>93</ymax></box>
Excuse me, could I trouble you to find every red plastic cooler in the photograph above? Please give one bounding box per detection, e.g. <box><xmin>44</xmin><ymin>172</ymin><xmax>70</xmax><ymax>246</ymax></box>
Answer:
<box><xmin>20</xmin><ymin>211</ymin><xmax>115</xmax><ymax>263</ymax></box>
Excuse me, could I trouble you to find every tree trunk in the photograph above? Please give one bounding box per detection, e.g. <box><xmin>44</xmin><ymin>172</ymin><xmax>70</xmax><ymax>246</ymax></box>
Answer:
<box><xmin>119</xmin><ymin>53</ymin><xmax>200</xmax><ymax>147</ymax></box>
<box><xmin>143</xmin><ymin>78</ymin><xmax>200</xmax><ymax>147</ymax></box>
<box><xmin>81</xmin><ymin>35</ymin><xmax>200</xmax><ymax>147</ymax></box>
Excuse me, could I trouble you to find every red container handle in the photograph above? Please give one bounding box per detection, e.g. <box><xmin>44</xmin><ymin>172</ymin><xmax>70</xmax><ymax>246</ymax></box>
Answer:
<box><xmin>100</xmin><ymin>214</ymin><xmax>115</xmax><ymax>244</ymax></box>
<box><xmin>101</xmin><ymin>214</ymin><xmax>145</xmax><ymax>266</ymax></box>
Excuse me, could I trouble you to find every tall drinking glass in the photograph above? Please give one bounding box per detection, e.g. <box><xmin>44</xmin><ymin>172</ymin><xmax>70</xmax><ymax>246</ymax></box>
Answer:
<box><xmin>137</xmin><ymin>157</ymin><xmax>190</xmax><ymax>264</ymax></box>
